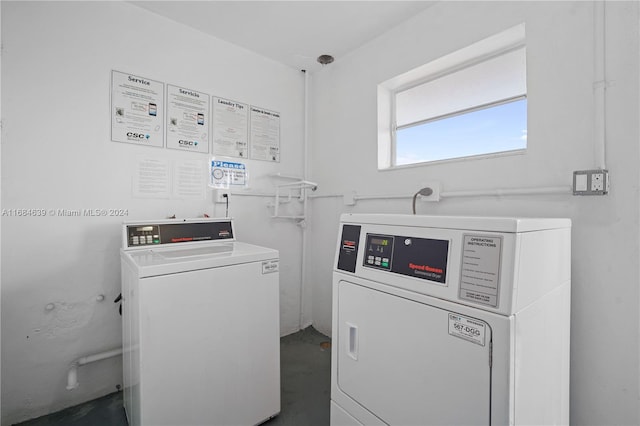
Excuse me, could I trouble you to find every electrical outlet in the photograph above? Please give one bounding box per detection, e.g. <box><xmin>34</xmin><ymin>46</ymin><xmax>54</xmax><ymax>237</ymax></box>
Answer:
<box><xmin>573</xmin><ymin>170</ymin><xmax>609</xmax><ymax>195</ymax></box>
<box><xmin>419</xmin><ymin>181</ymin><xmax>441</xmax><ymax>202</ymax></box>
<box><xmin>591</xmin><ymin>172</ymin><xmax>604</xmax><ymax>191</ymax></box>
<box><xmin>214</xmin><ymin>190</ymin><xmax>229</xmax><ymax>203</ymax></box>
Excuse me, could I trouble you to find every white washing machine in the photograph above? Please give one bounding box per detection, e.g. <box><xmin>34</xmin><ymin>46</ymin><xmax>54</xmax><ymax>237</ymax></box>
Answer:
<box><xmin>120</xmin><ymin>218</ymin><xmax>280</xmax><ymax>426</ymax></box>
<box><xmin>331</xmin><ymin>214</ymin><xmax>571</xmax><ymax>426</ymax></box>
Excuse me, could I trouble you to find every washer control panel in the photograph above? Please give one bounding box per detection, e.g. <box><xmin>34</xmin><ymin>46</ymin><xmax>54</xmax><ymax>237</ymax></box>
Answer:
<box><xmin>125</xmin><ymin>220</ymin><xmax>234</xmax><ymax>248</ymax></box>
<box><xmin>128</xmin><ymin>225</ymin><xmax>160</xmax><ymax>246</ymax></box>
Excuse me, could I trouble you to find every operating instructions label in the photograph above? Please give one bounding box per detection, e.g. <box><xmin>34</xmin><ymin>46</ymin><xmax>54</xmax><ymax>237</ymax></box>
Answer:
<box><xmin>459</xmin><ymin>234</ymin><xmax>502</xmax><ymax>308</ymax></box>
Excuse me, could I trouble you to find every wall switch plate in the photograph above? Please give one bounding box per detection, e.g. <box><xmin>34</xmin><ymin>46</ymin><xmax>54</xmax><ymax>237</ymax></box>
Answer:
<box><xmin>573</xmin><ymin>170</ymin><xmax>609</xmax><ymax>195</ymax></box>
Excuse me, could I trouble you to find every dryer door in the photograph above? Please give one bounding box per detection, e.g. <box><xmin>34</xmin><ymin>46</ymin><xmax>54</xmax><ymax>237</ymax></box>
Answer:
<box><xmin>337</xmin><ymin>280</ymin><xmax>492</xmax><ymax>425</ymax></box>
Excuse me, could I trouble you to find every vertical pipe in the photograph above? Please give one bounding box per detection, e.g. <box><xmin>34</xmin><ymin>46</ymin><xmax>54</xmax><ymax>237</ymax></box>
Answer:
<box><xmin>66</xmin><ymin>364</ymin><xmax>79</xmax><ymax>390</ymax></box>
<box><xmin>594</xmin><ymin>0</ymin><xmax>607</xmax><ymax>169</ymax></box>
<box><xmin>299</xmin><ymin>70</ymin><xmax>310</xmax><ymax>329</ymax></box>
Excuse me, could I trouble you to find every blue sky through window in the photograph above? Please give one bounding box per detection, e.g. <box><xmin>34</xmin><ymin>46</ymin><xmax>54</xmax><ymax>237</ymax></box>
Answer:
<box><xmin>396</xmin><ymin>98</ymin><xmax>527</xmax><ymax>165</ymax></box>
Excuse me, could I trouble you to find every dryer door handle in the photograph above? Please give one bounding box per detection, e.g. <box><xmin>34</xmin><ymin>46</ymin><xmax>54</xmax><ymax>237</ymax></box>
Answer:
<box><xmin>346</xmin><ymin>322</ymin><xmax>358</xmax><ymax>361</ymax></box>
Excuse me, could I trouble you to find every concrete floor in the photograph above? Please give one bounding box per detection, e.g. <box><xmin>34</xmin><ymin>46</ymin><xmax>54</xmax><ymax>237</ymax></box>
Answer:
<box><xmin>15</xmin><ymin>326</ymin><xmax>331</xmax><ymax>426</ymax></box>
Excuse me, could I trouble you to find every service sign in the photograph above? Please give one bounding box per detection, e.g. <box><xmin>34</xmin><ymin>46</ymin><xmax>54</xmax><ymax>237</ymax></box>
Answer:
<box><xmin>166</xmin><ymin>85</ymin><xmax>210</xmax><ymax>154</ymax></box>
<box><xmin>111</xmin><ymin>71</ymin><xmax>164</xmax><ymax>147</ymax></box>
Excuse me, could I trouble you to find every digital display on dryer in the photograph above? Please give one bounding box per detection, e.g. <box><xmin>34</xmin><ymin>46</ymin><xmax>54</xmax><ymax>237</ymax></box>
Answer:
<box><xmin>363</xmin><ymin>234</ymin><xmax>394</xmax><ymax>270</ymax></box>
<box><xmin>370</xmin><ymin>237</ymin><xmax>390</xmax><ymax>246</ymax></box>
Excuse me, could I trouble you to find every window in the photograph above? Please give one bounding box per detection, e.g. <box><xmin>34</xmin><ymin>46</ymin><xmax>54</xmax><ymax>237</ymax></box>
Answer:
<box><xmin>378</xmin><ymin>24</ymin><xmax>527</xmax><ymax>169</ymax></box>
<box><xmin>396</xmin><ymin>95</ymin><xmax>527</xmax><ymax>165</ymax></box>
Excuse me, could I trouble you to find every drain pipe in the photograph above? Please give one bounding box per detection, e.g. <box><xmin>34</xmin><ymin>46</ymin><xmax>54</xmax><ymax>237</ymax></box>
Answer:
<box><xmin>66</xmin><ymin>348</ymin><xmax>123</xmax><ymax>390</ymax></box>
<box><xmin>299</xmin><ymin>69</ymin><xmax>310</xmax><ymax>329</ymax></box>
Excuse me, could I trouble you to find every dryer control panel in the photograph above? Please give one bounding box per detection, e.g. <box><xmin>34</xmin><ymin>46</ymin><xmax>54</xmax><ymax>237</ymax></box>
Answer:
<box><xmin>337</xmin><ymin>226</ymin><xmax>449</xmax><ymax>285</ymax></box>
<box><xmin>362</xmin><ymin>233</ymin><xmax>449</xmax><ymax>284</ymax></box>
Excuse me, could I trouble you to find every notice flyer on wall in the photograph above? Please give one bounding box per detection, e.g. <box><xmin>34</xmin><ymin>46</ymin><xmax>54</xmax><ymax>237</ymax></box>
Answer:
<box><xmin>172</xmin><ymin>159</ymin><xmax>206</xmax><ymax>200</ymax></box>
<box><xmin>250</xmin><ymin>106</ymin><xmax>280</xmax><ymax>162</ymax></box>
<box><xmin>212</xmin><ymin>97</ymin><xmax>249</xmax><ymax>158</ymax></box>
<box><xmin>209</xmin><ymin>158</ymin><xmax>248</xmax><ymax>189</ymax></box>
<box><xmin>111</xmin><ymin>70</ymin><xmax>164</xmax><ymax>148</ymax></box>
<box><xmin>166</xmin><ymin>85</ymin><xmax>210</xmax><ymax>154</ymax></box>
<box><xmin>132</xmin><ymin>157</ymin><xmax>170</xmax><ymax>199</ymax></box>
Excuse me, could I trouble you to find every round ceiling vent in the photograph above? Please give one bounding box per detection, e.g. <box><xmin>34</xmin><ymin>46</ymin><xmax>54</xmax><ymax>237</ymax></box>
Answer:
<box><xmin>317</xmin><ymin>54</ymin><xmax>335</xmax><ymax>65</ymax></box>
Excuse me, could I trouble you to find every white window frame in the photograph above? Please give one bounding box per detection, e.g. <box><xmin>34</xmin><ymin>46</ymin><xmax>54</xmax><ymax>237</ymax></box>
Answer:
<box><xmin>378</xmin><ymin>23</ymin><xmax>527</xmax><ymax>169</ymax></box>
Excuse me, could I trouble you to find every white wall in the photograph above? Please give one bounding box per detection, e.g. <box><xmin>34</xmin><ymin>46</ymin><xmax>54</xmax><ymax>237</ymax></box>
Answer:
<box><xmin>308</xmin><ymin>1</ymin><xmax>639</xmax><ymax>425</ymax></box>
<box><xmin>3</xmin><ymin>1</ymin><xmax>639</xmax><ymax>425</ymax></box>
<box><xmin>1</xmin><ymin>2</ymin><xmax>304</xmax><ymax>424</ymax></box>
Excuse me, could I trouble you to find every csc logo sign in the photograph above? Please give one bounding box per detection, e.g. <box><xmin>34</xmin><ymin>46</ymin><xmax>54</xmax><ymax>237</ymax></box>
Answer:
<box><xmin>127</xmin><ymin>132</ymin><xmax>150</xmax><ymax>140</ymax></box>
<box><xmin>179</xmin><ymin>139</ymin><xmax>198</xmax><ymax>146</ymax></box>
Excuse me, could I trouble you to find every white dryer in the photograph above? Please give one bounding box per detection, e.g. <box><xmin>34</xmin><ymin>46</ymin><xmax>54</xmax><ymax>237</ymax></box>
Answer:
<box><xmin>331</xmin><ymin>214</ymin><xmax>571</xmax><ymax>426</ymax></box>
<box><xmin>120</xmin><ymin>218</ymin><xmax>280</xmax><ymax>426</ymax></box>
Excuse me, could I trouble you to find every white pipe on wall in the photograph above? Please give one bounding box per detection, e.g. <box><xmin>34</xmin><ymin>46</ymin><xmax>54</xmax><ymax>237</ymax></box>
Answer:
<box><xmin>310</xmin><ymin>185</ymin><xmax>572</xmax><ymax>203</ymax></box>
<box><xmin>76</xmin><ymin>348</ymin><xmax>122</xmax><ymax>365</ymax></box>
<box><xmin>441</xmin><ymin>186</ymin><xmax>571</xmax><ymax>198</ymax></box>
<box><xmin>299</xmin><ymin>69</ymin><xmax>311</xmax><ymax>329</ymax></box>
<box><xmin>354</xmin><ymin>194</ymin><xmax>415</xmax><ymax>201</ymax></box>
<box><xmin>593</xmin><ymin>0</ymin><xmax>607</xmax><ymax>170</ymax></box>
<box><xmin>66</xmin><ymin>348</ymin><xmax>123</xmax><ymax>390</ymax></box>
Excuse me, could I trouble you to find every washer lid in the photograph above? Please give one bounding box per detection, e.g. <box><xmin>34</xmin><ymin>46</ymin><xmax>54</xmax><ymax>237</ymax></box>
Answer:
<box><xmin>122</xmin><ymin>241</ymin><xmax>278</xmax><ymax>278</ymax></box>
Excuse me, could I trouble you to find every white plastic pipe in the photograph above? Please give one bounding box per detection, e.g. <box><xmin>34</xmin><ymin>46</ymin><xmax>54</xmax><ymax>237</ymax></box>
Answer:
<box><xmin>276</xmin><ymin>179</ymin><xmax>318</xmax><ymax>189</ymax></box>
<box><xmin>66</xmin><ymin>348</ymin><xmax>123</xmax><ymax>390</ymax></box>
<box><xmin>441</xmin><ymin>186</ymin><xmax>571</xmax><ymax>198</ymax></box>
<box><xmin>593</xmin><ymin>0</ymin><xmax>607</xmax><ymax>170</ymax></box>
<box><xmin>354</xmin><ymin>194</ymin><xmax>414</xmax><ymax>201</ymax></box>
<box><xmin>66</xmin><ymin>365</ymin><xmax>78</xmax><ymax>390</ymax></box>
<box><xmin>313</xmin><ymin>186</ymin><xmax>572</xmax><ymax>204</ymax></box>
<box><xmin>300</xmin><ymin>70</ymin><xmax>310</xmax><ymax>329</ymax></box>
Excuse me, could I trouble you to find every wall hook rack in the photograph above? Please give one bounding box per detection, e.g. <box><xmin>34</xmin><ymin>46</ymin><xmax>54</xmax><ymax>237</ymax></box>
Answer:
<box><xmin>271</xmin><ymin>179</ymin><xmax>318</xmax><ymax>222</ymax></box>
